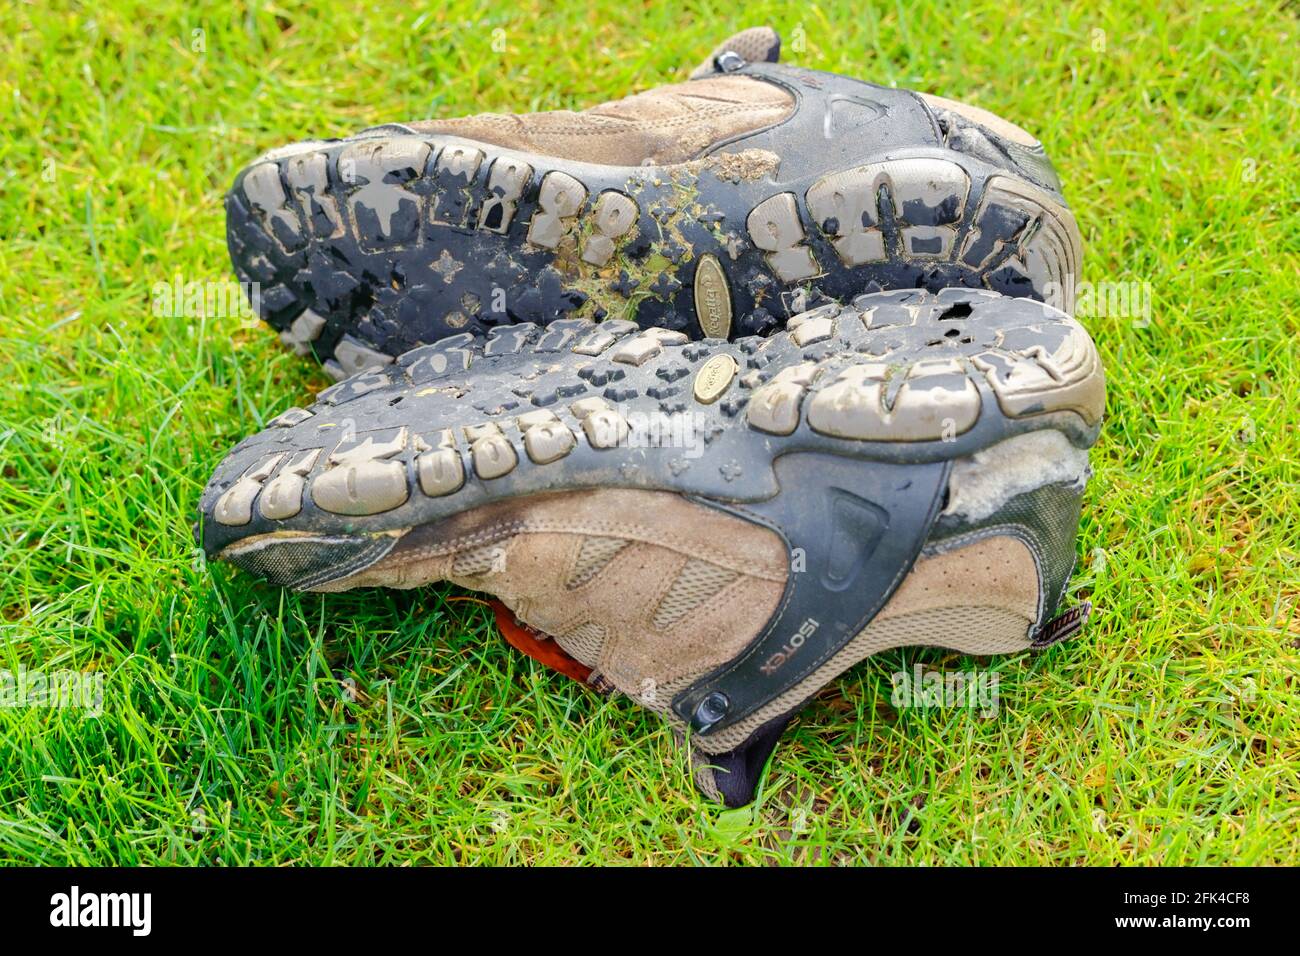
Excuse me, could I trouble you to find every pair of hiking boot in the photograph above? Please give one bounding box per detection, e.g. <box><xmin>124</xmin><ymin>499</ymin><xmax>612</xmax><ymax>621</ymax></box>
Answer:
<box><xmin>200</xmin><ymin>28</ymin><xmax>1104</xmax><ymax>806</ymax></box>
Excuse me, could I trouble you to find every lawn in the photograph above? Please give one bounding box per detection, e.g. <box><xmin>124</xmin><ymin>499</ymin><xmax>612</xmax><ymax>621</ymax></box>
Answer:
<box><xmin>1</xmin><ymin>0</ymin><xmax>1296</xmax><ymax>865</ymax></box>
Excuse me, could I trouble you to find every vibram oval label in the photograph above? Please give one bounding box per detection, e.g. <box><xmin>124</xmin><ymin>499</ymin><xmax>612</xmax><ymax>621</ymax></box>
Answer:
<box><xmin>693</xmin><ymin>253</ymin><xmax>733</xmax><ymax>339</ymax></box>
<box><xmin>693</xmin><ymin>354</ymin><xmax>738</xmax><ymax>405</ymax></box>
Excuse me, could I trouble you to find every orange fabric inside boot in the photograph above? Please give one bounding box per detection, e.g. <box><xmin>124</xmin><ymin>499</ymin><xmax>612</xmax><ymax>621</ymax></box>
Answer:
<box><xmin>490</xmin><ymin>600</ymin><xmax>594</xmax><ymax>684</ymax></box>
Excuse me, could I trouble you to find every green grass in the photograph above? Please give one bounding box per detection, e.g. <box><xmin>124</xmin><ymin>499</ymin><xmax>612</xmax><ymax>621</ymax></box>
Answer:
<box><xmin>1</xmin><ymin>0</ymin><xmax>1297</xmax><ymax>865</ymax></box>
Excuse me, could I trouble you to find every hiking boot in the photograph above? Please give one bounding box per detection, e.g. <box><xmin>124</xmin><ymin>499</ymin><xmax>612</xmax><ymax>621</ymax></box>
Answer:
<box><xmin>197</xmin><ymin>287</ymin><xmax>1103</xmax><ymax>804</ymax></box>
<box><xmin>227</xmin><ymin>28</ymin><xmax>1081</xmax><ymax>380</ymax></box>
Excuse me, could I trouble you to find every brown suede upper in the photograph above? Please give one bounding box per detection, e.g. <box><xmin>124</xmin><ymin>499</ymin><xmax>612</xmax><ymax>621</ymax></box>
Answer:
<box><xmin>408</xmin><ymin>74</ymin><xmax>794</xmax><ymax>166</ymax></box>
<box><xmin>314</xmin><ymin>488</ymin><xmax>1039</xmax><ymax>753</ymax></box>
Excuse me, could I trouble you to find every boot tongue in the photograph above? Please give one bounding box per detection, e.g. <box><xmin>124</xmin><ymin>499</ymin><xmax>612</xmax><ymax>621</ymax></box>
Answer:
<box><xmin>689</xmin><ymin>26</ymin><xmax>782</xmax><ymax>79</ymax></box>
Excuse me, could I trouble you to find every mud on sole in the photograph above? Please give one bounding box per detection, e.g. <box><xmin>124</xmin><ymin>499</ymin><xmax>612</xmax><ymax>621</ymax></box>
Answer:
<box><xmin>227</xmin><ymin>133</ymin><xmax>1082</xmax><ymax>378</ymax></box>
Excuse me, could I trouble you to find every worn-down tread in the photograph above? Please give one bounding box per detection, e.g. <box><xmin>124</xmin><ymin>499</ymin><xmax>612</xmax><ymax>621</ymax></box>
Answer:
<box><xmin>228</xmin><ymin>121</ymin><xmax>1079</xmax><ymax>376</ymax></box>
<box><xmin>199</xmin><ymin>289</ymin><xmax>1103</xmax><ymax>564</ymax></box>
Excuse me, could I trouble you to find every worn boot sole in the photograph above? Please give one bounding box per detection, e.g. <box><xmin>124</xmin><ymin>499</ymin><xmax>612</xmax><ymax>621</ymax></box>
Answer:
<box><xmin>229</xmin><ymin>133</ymin><xmax>1081</xmax><ymax>379</ymax></box>
<box><xmin>199</xmin><ymin>287</ymin><xmax>1102</xmax><ymax>572</ymax></box>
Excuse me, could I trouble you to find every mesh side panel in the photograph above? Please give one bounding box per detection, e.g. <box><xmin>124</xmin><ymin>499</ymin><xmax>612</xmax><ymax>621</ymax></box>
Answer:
<box><xmin>555</xmin><ymin>622</ymin><xmax>608</xmax><ymax>668</ymax></box>
<box><xmin>652</xmin><ymin>560</ymin><xmax>740</xmax><ymax>630</ymax></box>
<box><xmin>221</xmin><ymin>534</ymin><xmax>397</xmax><ymax>589</ymax></box>
<box><xmin>565</xmin><ymin>536</ymin><xmax>628</xmax><ymax>589</ymax></box>
<box><xmin>451</xmin><ymin>542</ymin><xmax>506</xmax><ymax>577</ymax></box>
<box><xmin>932</xmin><ymin>479</ymin><xmax>1085</xmax><ymax>620</ymax></box>
<box><xmin>658</xmin><ymin>604</ymin><xmax>1034</xmax><ymax>755</ymax></box>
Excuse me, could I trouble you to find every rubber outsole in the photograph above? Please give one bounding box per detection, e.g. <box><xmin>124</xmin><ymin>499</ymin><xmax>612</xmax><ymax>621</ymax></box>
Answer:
<box><xmin>227</xmin><ymin>132</ymin><xmax>1082</xmax><ymax>379</ymax></box>
<box><xmin>198</xmin><ymin>288</ymin><xmax>1103</xmax><ymax>572</ymax></box>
